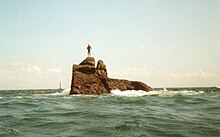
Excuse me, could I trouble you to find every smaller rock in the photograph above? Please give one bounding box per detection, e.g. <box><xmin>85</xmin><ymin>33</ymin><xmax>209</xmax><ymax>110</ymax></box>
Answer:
<box><xmin>131</xmin><ymin>81</ymin><xmax>154</xmax><ymax>91</ymax></box>
<box><xmin>96</xmin><ymin>60</ymin><xmax>107</xmax><ymax>77</ymax></box>
<box><xmin>73</xmin><ymin>64</ymin><xmax>95</xmax><ymax>74</ymax></box>
<box><xmin>79</xmin><ymin>57</ymin><xmax>95</xmax><ymax>66</ymax></box>
<box><xmin>97</xmin><ymin>60</ymin><xmax>106</xmax><ymax>70</ymax></box>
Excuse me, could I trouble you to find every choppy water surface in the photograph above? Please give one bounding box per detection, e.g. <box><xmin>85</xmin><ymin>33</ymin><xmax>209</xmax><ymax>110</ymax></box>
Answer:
<box><xmin>0</xmin><ymin>87</ymin><xmax>219</xmax><ymax>137</ymax></box>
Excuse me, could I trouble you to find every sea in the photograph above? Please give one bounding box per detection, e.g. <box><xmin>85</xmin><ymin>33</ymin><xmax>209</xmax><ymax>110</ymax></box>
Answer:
<box><xmin>0</xmin><ymin>87</ymin><xmax>219</xmax><ymax>137</ymax></box>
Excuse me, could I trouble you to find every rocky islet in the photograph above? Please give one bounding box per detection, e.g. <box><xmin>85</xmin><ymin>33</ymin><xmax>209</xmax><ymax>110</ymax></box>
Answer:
<box><xmin>70</xmin><ymin>57</ymin><xmax>153</xmax><ymax>95</ymax></box>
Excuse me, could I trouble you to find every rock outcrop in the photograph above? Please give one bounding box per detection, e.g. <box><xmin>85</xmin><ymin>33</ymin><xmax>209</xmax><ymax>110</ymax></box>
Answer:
<box><xmin>70</xmin><ymin>57</ymin><xmax>153</xmax><ymax>95</ymax></box>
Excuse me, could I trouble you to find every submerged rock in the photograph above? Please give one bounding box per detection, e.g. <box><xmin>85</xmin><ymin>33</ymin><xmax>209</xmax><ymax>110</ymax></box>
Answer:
<box><xmin>70</xmin><ymin>57</ymin><xmax>153</xmax><ymax>95</ymax></box>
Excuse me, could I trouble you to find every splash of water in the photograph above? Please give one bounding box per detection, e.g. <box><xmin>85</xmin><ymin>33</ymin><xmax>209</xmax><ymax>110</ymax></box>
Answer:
<box><xmin>35</xmin><ymin>88</ymin><xmax>71</xmax><ymax>96</ymax></box>
<box><xmin>110</xmin><ymin>90</ymin><xmax>159</xmax><ymax>97</ymax></box>
<box><xmin>34</xmin><ymin>88</ymin><xmax>205</xmax><ymax>97</ymax></box>
<box><xmin>49</xmin><ymin>88</ymin><xmax>71</xmax><ymax>96</ymax></box>
<box><xmin>111</xmin><ymin>89</ymin><xmax>204</xmax><ymax>97</ymax></box>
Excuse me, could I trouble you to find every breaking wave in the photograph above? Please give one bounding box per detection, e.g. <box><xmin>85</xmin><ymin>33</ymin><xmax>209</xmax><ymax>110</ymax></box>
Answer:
<box><xmin>34</xmin><ymin>88</ymin><xmax>71</xmax><ymax>96</ymax></box>
<box><xmin>34</xmin><ymin>88</ymin><xmax>206</xmax><ymax>97</ymax></box>
<box><xmin>110</xmin><ymin>89</ymin><xmax>204</xmax><ymax>97</ymax></box>
<box><xmin>48</xmin><ymin>88</ymin><xmax>71</xmax><ymax>96</ymax></box>
<box><xmin>47</xmin><ymin>89</ymin><xmax>96</xmax><ymax>97</ymax></box>
<box><xmin>111</xmin><ymin>90</ymin><xmax>157</xmax><ymax>97</ymax></box>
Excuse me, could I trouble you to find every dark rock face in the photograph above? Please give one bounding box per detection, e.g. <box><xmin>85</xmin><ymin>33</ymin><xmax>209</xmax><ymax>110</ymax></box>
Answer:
<box><xmin>70</xmin><ymin>57</ymin><xmax>153</xmax><ymax>95</ymax></box>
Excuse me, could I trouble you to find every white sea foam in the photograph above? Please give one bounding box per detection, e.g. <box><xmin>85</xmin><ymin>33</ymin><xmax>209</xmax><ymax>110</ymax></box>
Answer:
<box><xmin>49</xmin><ymin>88</ymin><xmax>71</xmax><ymax>96</ymax></box>
<box><xmin>34</xmin><ymin>88</ymin><xmax>71</xmax><ymax>96</ymax></box>
<box><xmin>110</xmin><ymin>89</ymin><xmax>204</xmax><ymax>97</ymax></box>
<box><xmin>111</xmin><ymin>90</ymin><xmax>158</xmax><ymax>97</ymax></box>
<box><xmin>12</xmin><ymin>96</ymin><xmax>23</xmax><ymax>98</ymax></box>
<box><xmin>34</xmin><ymin>88</ymin><xmax>205</xmax><ymax>97</ymax></box>
<box><xmin>157</xmin><ymin>90</ymin><xmax>204</xmax><ymax>96</ymax></box>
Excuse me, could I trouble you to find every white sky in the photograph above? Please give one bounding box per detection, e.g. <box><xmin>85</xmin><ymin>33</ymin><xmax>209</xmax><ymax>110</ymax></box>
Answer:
<box><xmin>0</xmin><ymin>0</ymin><xmax>219</xmax><ymax>89</ymax></box>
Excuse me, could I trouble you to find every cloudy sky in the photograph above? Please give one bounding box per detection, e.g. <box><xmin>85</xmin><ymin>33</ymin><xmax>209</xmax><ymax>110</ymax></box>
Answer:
<box><xmin>0</xmin><ymin>0</ymin><xmax>219</xmax><ymax>89</ymax></box>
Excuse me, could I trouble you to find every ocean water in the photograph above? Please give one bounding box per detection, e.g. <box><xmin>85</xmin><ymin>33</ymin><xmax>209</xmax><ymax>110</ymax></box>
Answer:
<box><xmin>0</xmin><ymin>87</ymin><xmax>219</xmax><ymax>137</ymax></box>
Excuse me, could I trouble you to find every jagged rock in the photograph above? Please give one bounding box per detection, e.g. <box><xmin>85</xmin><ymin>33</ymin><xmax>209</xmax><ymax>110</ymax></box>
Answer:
<box><xmin>70</xmin><ymin>57</ymin><xmax>153</xmax><ymax>95</ymax></box>
<box><xmin>96</xmin><ymin>60</ymin><xmax>107</xmax><ymax>77</ymax></box>
<box><xmin>97</xmin><ymin>60</ymin><xmax>106</xmax><ymax>70</ymax></box>
<box><xmin>79</xmin><ymin>57</ymin><xmax>95</xmax><ymax>66</ymax></box>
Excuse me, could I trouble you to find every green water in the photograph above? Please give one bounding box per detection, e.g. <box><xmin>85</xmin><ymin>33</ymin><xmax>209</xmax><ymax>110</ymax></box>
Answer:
<box><xmin>0</xmin><ymin>88</ymin><xmax>219</xmax><ymax>137</ymax></box>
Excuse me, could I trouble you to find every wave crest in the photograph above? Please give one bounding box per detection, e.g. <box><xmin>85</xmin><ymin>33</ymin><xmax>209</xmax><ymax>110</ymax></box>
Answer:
<box><xmin>110</xmin><ymin>89</ymin><xmax>204</xmax><ymax>97</ymax></box>
<box><xmin>111</xmin><ymin>90</ymin><xmax>157</xmax><ymax>97</ymax></box>
<box><xmin>49</xmin><ymin>88</ymin><xmax>71</xmax><ymax>96</ymax></box>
